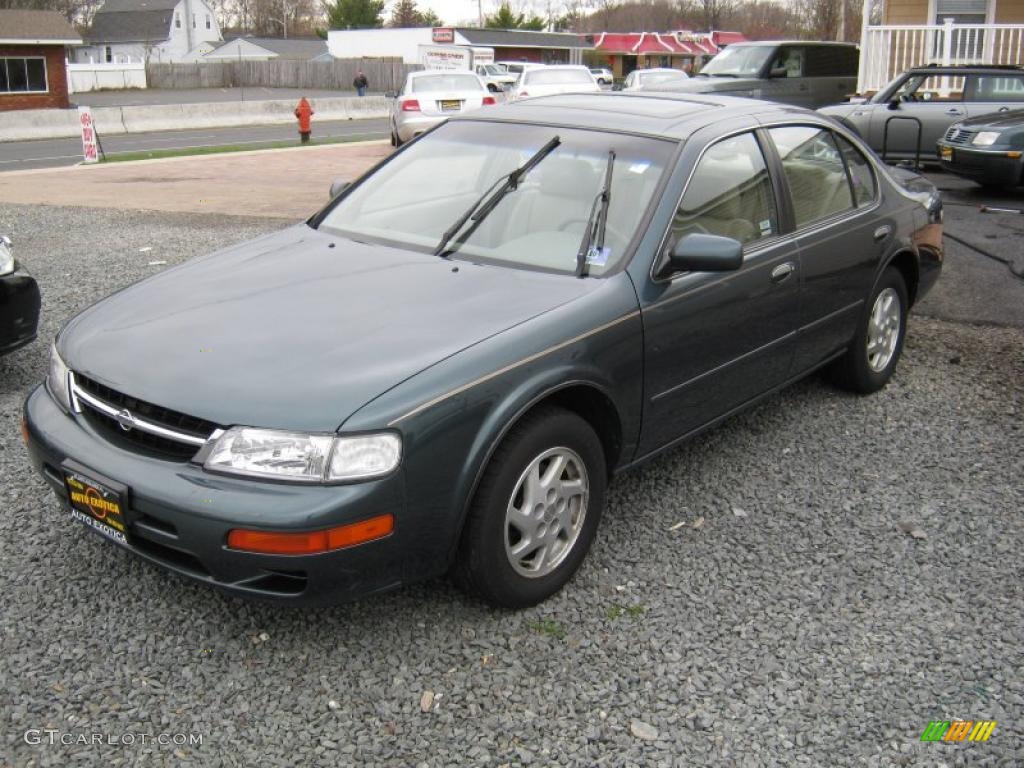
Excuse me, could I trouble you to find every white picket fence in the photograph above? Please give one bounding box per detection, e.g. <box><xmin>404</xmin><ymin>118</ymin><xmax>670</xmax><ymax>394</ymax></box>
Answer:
<box><xmin>858</xmin><ymin>19</ymin><xmax>1024</xmax><ymax>94</ymax></box>
<box><xmin>67</xmin><ymin>63</ymin><xmax>147</xmax><ymax>93</ymax></box>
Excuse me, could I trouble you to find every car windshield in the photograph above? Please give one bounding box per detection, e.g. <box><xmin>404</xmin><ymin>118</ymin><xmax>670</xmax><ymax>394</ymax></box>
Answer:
<box><xmin>700</xmin><ymin>45</ymin><xmax>773</xmax><ymax>77</ymax></box>
<box><xmin>524</xmin><ymin>69</ymin><xmax>593</xmax><ymax>85</ymax></box>
<box><xmin>412</xmin><ymin>74</ymin><xmax>481</xmax><ymax>93</ymax></box>
<box><xmin>317</xmin><ymin>121</ymin><xmax>674</xmax><ymax>276</ymax></box>
<box><xmin>480</xmin><ymin>65</ymin><xmax>503</xmax><ymax>75</ymax></box>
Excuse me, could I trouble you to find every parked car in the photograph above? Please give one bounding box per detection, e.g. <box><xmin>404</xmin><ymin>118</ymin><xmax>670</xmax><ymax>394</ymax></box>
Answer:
<box><xmin>620</xmin><ymin>67</ymin><xmax>690</xmax><ymax>92</ymax></box>
<box><xmin>590</xmin><ymin>67</ymin><xmax>613</xmax><ymax>85</ymax></box>
<box><xmin>475</xmin><ymin>63</ymin><xmax>517</xmax><ymax>92</ymax></box>
<box><xmin>386</xmin><ymin>70</ymin><xmax>495</xmax><ymax>145</ymax></box>
<box><xmin>24</xmin><ymin>93</ymin><xmax>942</xmax><ymax>609</ymax></box>
<box><xmin>497</xmin><ymin>61</ymin><xmax>545</xmax><ymax>77</ymax></box>
<box><xmin>1</xmin><ymin>235</ymin><xmax>41</xmax><ymax>357</ymax></box>
<box><xmin>820</xmin><ymin>65</ymin><xmax>1024</xmax><ymax>162</ymax></box>
<box><xmin>512</xmin><ymin>65</ymin><xmax>601</xmax><ymax>100</ymax></box>
<box><xmin>647</xmin><ymin>41</ymin><xmax>858</xmax><ymax>108</ymax></box>
<box><xmin>936</xmin><ymin>108</ymin><xmax>1024</xmax><ymax>188</ymax></box>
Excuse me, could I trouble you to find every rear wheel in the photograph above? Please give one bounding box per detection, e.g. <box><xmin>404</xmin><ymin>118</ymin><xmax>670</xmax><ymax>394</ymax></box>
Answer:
<box><xmin>454</xmin><ymin>407</ymin><xmax>606</xmax><ymax>608</ymax></box>
<box><xmin>827</xmin><ymin>267</ymin><xmax>908</xmax><ymax>393</ymax></box>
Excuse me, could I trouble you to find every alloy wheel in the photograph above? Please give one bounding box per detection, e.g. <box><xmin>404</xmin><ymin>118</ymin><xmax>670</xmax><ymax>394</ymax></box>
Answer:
<box><xmin>504</xmin><ymin>447</ymin><xmax>589</xmax><ymax>578</ymax></box>
<box><xmin>867</xmin><ymin>286</ymin><xmax>901</xmax><ymax>372</ymax></box>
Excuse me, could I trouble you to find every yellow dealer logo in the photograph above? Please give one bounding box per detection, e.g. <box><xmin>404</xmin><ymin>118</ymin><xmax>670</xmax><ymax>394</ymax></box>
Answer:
<box><xmin>921</xmin><ymin>720</ymin><xmax>997</xmax><ymax>742</ymax></box>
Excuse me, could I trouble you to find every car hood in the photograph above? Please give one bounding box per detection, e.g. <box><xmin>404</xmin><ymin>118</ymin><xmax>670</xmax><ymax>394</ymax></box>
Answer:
<box><xmin>951</xmin><ymin>108</ymin><xmax>1024</xmax><ymax>130</ymax></box>
<box><xmin>59</xmin><ymin>225</ymin><xmax>598</xmax><ymax>432</ymax></box>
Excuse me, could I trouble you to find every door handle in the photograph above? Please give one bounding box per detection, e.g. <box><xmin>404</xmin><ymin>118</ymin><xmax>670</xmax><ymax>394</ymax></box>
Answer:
<box><xmin>770</xmin><ymin>262</ymin><xmax>795</xmax><ymax>283</ymax></box>
<box><xmin>874</xmin><ymin>225</ymin><xmax>892</xmax><ymax>242</ymax></box>
<box><xmin>999</xmin><ymin>106</ymin><xmax>1010</xmax><ymax>112</ymax></box>
<box><xmin>945</xmin><ymin>108</ymin><xmax>963</xmax><ymax>115</ymax></box>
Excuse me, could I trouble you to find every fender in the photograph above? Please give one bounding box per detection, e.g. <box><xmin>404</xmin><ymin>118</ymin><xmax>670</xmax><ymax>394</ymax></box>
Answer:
<box><xmin>448</xmin><ymin>368</ymin><xmax>631</xmax><ymax>559</ymax></box>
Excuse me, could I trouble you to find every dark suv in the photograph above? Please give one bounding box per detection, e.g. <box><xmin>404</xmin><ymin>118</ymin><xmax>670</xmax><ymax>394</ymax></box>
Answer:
<box><xmin>650</xmin><ymin>41</ymin><xmax>859</xmax><ymax>109</ymax></box>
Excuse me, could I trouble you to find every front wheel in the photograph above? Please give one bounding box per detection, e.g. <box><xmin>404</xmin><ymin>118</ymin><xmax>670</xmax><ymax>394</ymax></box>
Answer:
<box><xmin>454</xmin><ymin>407</ymin><xmax>606</xmax><ymax>608</ymax></box>
<box><xmin>827</xmin><ymin>266</ymin><xmax>908</xmax><ymax>393</ymax></box>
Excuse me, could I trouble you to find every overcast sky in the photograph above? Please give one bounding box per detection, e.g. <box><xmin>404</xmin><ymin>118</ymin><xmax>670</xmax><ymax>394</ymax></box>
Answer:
<box><xmin>406</xmin><ymin>0</ymin><xmax>554</xmax><ymax>27</ymax></box>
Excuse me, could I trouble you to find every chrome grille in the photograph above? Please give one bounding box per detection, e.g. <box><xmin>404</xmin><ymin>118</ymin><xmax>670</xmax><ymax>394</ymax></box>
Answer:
<box><xmin>943</xmin><ymin>126</ymin><xmax>975</xmax><ymax>145</ymax></box>
<box><xmin>72</xmin><ymin>373</ymin><xmax>219</xmax><ymax>461</ymax></box>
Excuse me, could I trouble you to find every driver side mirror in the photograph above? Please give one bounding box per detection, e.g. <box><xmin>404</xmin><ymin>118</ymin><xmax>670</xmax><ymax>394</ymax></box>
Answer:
<box><xmin>384</xmin><ymin>90</ymin><xmax>398</xmax><ymax>99</ymax></box>
<box><xmin>769</xmin><ymin>66</ymin><xmax>788</xmax><ymax>79</ymax></box>
<box><xmin>329</xmin><ymin>178</ymin><xmax>350</xmax><ymax>199</ymax></box>
<box><xmin>657</xmin><ymin>233</ymin><xmax>743</xmax><ymax>278</ymax></box>
<box><xmin>887</xmin><ymin>98</ymin><xmax>900</xmax><ymax>110</ymax></box>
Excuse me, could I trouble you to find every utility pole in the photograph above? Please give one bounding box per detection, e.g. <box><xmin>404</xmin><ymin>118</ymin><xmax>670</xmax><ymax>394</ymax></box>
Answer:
<box><xmin>477</xmin><ymin>0</ymin><xmax>483</xmax><ymax>27</ymax></box>
<box><xmin>837</xmin><ymin>0</ymin><xmax>847</xmax><ymax>41</ymax></box>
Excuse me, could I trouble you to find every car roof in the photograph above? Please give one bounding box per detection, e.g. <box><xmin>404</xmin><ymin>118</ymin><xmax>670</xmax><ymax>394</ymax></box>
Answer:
<box><xmin>904</xmin><ymin>64</ymin><xmax>1024</xmax><ymax>75</ymax></box>
<box><xmin>726</xmin><ymin>39</ymin><xmax>857</xmax><ymax>48</ymax></box>
<box><xmin>450</xmin><ymin>91</ymin><xmax>821</xmax><ymax>141</ymax></box>
<box><xmin>409</xmin><ymin>70</ymin><xmax>480</xmax><ymax>78</ymax></box>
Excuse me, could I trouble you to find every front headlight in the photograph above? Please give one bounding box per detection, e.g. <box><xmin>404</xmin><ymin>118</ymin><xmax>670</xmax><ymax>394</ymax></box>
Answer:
<box><xmin>47</xmin><ymin>344</ymin><xmax>72</xmax><ymax>412</ymax></box>
<box><xmin>204</xmin><ymin>427</ymin><xmax>401</xmax><ymax>483</ymax></box>
<box><xmin>0</xmin><ymin>235</ymin><xmax>14</xmax><ymax>276</ymax></box>
<box><xmin>972</xmin><ymin>131</ymin><xmax>1001</xmax><ymax>147</ymax></box>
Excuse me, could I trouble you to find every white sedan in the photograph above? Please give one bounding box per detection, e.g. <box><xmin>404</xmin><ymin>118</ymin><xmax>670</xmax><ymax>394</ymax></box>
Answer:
<box><xmin>621</xmin><ymin>68</ymin><xmax>690</xmax><ymax>92</ymax></box>
<box><xmin>511</xmin><ymin>65</ymin><xmax>601</xmax><ymax>101</ymax></box>
<box><xmin>388</xmin><ymin>71</ymin><xmax>496</xmax><ymax>146</ymax></box>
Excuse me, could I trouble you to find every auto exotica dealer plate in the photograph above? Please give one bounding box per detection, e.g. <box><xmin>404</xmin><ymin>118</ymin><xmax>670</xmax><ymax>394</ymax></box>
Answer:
<box><xmin>439</xmin><ymin>100</ymin><xmax>461</xmax><ymax>112</ymax></box>
<box><xmin>941</xmin><ymin>146</ymin><xmax>953</xmax><ymax>161</ymax></box>
<box><xmin>63</xmin><ymin>464</ymin><xmax>130</xmax><ymax>545</ymax></box>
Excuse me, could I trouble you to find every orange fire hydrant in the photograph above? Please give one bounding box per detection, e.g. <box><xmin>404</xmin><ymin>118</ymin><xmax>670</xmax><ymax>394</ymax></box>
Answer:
<box><xmin>294</xmin><ymin>97</ymin><xmax>314</xmax><ymax>144</ymax></box>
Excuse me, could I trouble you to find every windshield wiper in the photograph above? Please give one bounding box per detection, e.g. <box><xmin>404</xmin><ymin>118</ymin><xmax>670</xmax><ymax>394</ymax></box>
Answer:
<box><xmin>574</xmin><ymin>149</ymin><xmax>615</xmax><ymax>278</ymax></box>
<box><xmin>433</xmin><ymin>135</ymin><xmax>561</xmax><ymax>257</ymax></box>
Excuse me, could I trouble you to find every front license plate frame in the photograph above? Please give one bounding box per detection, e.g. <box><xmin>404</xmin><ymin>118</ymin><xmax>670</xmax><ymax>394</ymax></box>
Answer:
<box><xmin>62</xmin><ymin>460</ymin><xmax>131</xmax><ymax>546</ymax></box>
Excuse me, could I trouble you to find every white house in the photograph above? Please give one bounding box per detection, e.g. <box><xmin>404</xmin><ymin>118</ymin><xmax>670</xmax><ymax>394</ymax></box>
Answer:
<box><xmin>76</xmin><ymin>0</ymin><xmax>222</xmax><ymax>64</ymax></box>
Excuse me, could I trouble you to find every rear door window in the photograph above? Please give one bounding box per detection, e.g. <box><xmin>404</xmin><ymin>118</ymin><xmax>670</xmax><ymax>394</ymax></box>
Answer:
<box><xmin>805</xmin><ymin>45</ymin><xmax>858</xmax><ymax>77</ymax></box>
<box><xmin>970</xmin><ymin>73</ymin><xmax>1024</xmax><ymax>102</ymax></box>
<box><xmin>768</xmin><ymin>126</ymin><xmax>855</xmax><ymax>229</ymax></box>
<box><xmin>835</xmin><ymin>135</ymin><xmax>877</xmax><ymax>207</ymax></box>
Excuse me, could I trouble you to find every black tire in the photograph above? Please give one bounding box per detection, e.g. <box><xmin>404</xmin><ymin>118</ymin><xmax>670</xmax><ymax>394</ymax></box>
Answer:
<box><xmin>454</xmin><ymin>406</ymin><xmax>606</xmax><ymax>608</ymax></box>
<box><xmin>827</xmin><ymin>266</ymin><xmax>909</xmax><ymax>393</ymax></box>
<box><xmin>389</xmin><ymin>125</ymin><xmax>398</xmax><ymax>147</ymax></box>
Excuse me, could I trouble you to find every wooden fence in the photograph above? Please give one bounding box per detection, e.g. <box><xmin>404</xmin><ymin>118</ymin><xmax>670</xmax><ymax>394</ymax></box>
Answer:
<box><xmin>146</xmin><ymin>58</ymin><xmax>419</xmax><ymax>92</ymax></box>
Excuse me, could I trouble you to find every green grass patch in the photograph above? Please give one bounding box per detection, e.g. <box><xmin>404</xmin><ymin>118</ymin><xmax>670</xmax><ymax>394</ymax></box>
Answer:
<box><xmin>605</xmin><ymin>603</ymin><xmax>646</xmax><ymax>620</ymax></box>
<box><xmin>528</xmin><ymin>619</ymin><xmax>566</xmax><ymax>640</ymax></box>
<box><xmin>98</xmin><ymin>133</ymin><xmax>381</xmax><ymax>164</ymax></box>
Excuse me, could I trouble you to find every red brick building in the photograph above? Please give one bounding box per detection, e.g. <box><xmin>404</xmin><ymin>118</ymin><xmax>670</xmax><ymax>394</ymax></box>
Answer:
<box><xmin>0</xmin><ymin>10</ymin><xmax>81</xmax><ymax>111</ymax></box>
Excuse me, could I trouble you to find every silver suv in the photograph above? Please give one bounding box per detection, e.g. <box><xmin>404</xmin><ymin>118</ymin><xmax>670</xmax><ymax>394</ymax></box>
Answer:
<box><xmin>650</xmin><ymin>41</ymin><xmax>858</xmax><ymax>109</ymax></box>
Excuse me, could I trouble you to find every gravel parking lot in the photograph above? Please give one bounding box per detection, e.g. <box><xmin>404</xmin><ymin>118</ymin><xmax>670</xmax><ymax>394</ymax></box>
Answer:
<box><xmin>1</xmin><ymin>201</ymin><xmax>1022</xmax><ymax>766</ymax></box>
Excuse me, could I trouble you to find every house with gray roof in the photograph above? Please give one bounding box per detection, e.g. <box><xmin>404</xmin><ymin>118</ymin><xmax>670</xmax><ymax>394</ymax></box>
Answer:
<box><xmin>202</xmin><ymin>37</ymin><xmax>331</xmax><ymax>62</ymax></box>
<box><xmin>75</xmin><ymin>0</ymin><xmax>222</xmax><ymax>64</ymax></box>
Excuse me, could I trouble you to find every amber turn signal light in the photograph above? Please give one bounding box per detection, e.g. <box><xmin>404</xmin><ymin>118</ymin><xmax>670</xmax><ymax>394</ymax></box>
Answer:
<box><xmin>20</xmin><ymin>418</ymin><xmax>29</xmax><ymax>446</ymax></box>
<box><xmin>227</xmin><ymin>514</ymin><xmax>394</xmax><ymax>555</ymax></box>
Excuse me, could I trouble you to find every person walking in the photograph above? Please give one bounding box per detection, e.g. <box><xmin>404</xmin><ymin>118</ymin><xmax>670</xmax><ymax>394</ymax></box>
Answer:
<box><xmin>294</xmin><ymin>97</ymin><xmax>314</xmax><ymax>144</ymax></box>
<box><xmin>353</xmin><ymin>70</ymin><xmax>369</xmax><ymax>97</ymax></box>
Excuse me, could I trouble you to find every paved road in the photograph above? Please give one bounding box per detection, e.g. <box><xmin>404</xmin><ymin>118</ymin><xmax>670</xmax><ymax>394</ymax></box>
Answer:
<box><xmin>0</xmin><ymin>117</ymin><xmax>390</xmax><ymax>171</ymax></box>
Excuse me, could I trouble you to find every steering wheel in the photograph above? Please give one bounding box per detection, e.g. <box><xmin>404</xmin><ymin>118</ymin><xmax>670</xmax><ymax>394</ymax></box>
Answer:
<box><xmin>557</xmin><ymin>218</ymin><xmax>628</xmax><ymax>246</ymax></box>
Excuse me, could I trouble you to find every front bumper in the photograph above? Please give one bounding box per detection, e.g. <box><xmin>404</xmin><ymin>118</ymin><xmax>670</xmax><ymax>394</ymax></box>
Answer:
<box><xmin>0</xmin><ymin>264</ymin><xmax>41</xmax><ymax>356</ymax></box>
<box><xmin>23</xmin><ymin>385</ymin><xmax>418</xmax><ymax>605</ymax></box>
<box><xmin>936</xmin><ymin>142</ymin><xmax>1023</xmax><ymax>187</ymax></box>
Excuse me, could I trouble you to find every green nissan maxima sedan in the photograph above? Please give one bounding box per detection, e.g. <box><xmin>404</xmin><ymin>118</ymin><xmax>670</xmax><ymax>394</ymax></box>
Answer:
<box><xmin>24</xmin><ymin>93</ymin><xmax>942</xmax><ymax>608</ymax></box>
